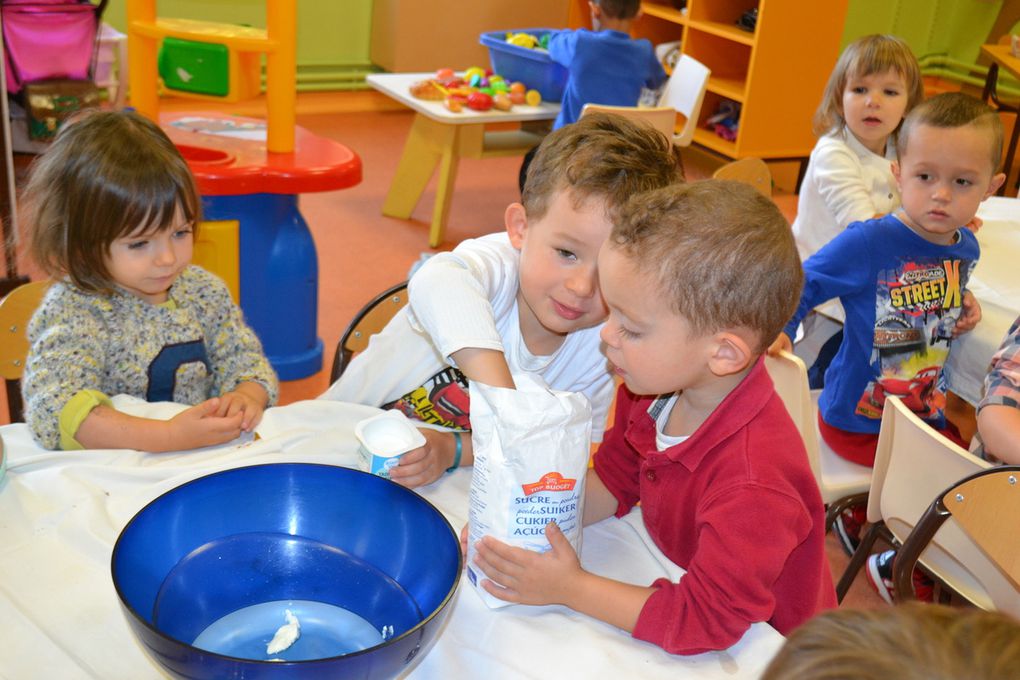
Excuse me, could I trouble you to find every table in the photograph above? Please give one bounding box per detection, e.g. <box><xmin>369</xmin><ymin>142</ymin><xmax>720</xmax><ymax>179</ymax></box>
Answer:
<box><xmin>367</xmin><ymin>73</ymin><xmax>560</xmax><ymax>248</ymax></box>
<box><xmin>945</xmin><ymin>196</ymin><xmax>1020</xmax><ymax>405</ymax></box>
<box><xmin>0</xmin><ymin>398</ymin><xmax>784</xmax><ymax>680</ymax></box>
<box><xmin>980</xmin><ymin>43</ymin><xmax>1020</xmax><ymax>197</ymax></box>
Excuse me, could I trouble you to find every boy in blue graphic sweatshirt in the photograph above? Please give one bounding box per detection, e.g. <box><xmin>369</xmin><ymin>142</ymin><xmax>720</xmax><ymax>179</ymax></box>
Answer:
<box><xmin>774</xmin><ymin>92</ymin><xmax>1005</xmax><ymax>468</ymax></box>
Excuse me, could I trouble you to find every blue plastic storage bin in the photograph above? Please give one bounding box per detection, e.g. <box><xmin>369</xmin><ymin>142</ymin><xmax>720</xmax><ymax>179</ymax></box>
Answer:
<box><xmin>480</xmin><ymin>29</ymin><xmax>568</xmax><ymax>102</ymax></box>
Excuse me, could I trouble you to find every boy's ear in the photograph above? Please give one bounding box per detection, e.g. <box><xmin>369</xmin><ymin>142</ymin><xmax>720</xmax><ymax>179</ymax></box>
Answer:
<box><xmin>984</xmin><ymin>172</ymin><xmax>1007</xmax><ymax>199</ymax></box>
<box><xmin>505</xmin><ymin>202</ymin><xmax>528</xmax><ymax>249</ymax></box>
<box><xmin>707</xmin><ymin>331</ymin><xmax>754</xmax><ymax>377</ymax></box>
<box><xmin>890</xmin><ymin>160</ymin><xmax>902</xmax><ymax>188</ymax></box>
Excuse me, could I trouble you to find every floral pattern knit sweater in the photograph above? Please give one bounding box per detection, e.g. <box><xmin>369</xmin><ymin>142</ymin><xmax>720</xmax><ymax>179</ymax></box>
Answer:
<box><xmin>23</xmin><ymin>266</ymin><xmax>278</xmax><ymax>449</ymax></box>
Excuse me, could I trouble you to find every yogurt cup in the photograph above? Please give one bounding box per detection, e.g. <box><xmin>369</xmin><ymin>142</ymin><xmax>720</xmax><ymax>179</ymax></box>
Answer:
<box><xmin>354</xmin><ymin>411</ymin><xmax>426</xmax><ymax>479</ymax></box>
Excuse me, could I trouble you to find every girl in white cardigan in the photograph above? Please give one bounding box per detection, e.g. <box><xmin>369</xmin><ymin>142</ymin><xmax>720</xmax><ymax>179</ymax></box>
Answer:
<box><xmin>793</xmin><ymin>34</ymin><xmax>924</xmax><ymax>260</ymax></box>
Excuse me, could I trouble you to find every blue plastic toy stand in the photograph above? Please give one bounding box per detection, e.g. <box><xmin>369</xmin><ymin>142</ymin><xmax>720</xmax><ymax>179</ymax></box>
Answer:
<box><xmin>163</xmin><ymin>112</ymin><xmax>362</xmax><ymax>381</ymax></box>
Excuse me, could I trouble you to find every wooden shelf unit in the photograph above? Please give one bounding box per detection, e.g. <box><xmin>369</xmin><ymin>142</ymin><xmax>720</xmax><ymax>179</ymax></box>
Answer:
<box><xmin>570</xmin><ymin>0</ymin><xmax>848</xmax><ymax>162</ymax></box>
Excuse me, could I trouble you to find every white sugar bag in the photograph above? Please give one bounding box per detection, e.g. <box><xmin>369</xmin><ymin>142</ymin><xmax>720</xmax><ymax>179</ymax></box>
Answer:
<box><xmin>466</xmin><ymin>373</ymin><xmax>591</xmax><ymax>608</ymax></box>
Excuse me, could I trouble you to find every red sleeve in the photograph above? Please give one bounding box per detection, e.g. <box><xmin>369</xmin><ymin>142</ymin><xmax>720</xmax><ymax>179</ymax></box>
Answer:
<box><xmin>632</xmin><ymin>485</ymin><xmax>813</xmax><ymax>654</ymax></box>
<box><xmin>592</xmin><ymin>386</ymin><xmax>643</xmax><ymax>517</ymax></box>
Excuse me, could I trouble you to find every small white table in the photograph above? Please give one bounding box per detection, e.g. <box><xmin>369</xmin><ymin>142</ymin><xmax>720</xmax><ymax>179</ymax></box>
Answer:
<box><xmin>0</xmin><ymin>398</ymin><xmax>784</xmax><ymax>679</ymax></box>
<box><xmin>366</xmin><ymin>73</ymin><xmax>560</xmax><ymax>248</ymax></box>
<box><xmin>945</xmin><ymin>197</ymin><xmax>1020</xmax><ymax>405</ymax></box>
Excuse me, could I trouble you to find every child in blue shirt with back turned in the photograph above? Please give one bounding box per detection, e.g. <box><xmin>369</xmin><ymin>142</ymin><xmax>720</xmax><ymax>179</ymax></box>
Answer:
<box><xmin>548</xmin><ymin>0</ymin><xmax>667</xmax><ymax>130</ymax></box>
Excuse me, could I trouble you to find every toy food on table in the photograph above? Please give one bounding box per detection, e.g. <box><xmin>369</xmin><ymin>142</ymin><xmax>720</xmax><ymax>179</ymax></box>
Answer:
<box><xmin>408</xmin><ymin>79</ymin><xmax>445</xmax><ymax>100</ymax></box>
<box><xmin>466</xmin><ymin>92</ymin><xmax>493</xmax><ymax>111</ymax></box>
<box><xmin>408</xmin><ymin>67</ymin><xmax>542</xmax><ymax>113</ymax></box>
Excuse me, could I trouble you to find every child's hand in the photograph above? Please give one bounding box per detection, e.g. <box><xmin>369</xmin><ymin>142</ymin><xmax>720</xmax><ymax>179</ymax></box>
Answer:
<box><xmin>954</xmin><ymin>291</ymin><xmax>982</xmax><ymax>337</ymax></box>
<box><xmin>473</xmin><ymin>521</ymin><xmax>582</xmax><ymax>606</ymax></box>
<box><xmin>460</xmin><ymin>522</ymin><xmax>469</xmax><ymax>559</ymax></box>
<box><xmin>388</xmin><ymin>428</ymin><xmax>456</xmax><ymax>489</ymax></box>
<box><xmin>217</xmin><ymin>382</ymin><xmax>269</xmax><ymax>431</ymax></box>
<box><xmin>768</xmin><ymin>332</ymin><xmax>793</xmax><ymax>356</ymax></box>
<box><xmin>964</xmin><ymin>216</ymin><xmax>983</xmax><ymax>232</ymax></box>
<box><xmin>167</xmin><ymin>398</ymin><xmax>245</xmax><ymax>450</ymax></box>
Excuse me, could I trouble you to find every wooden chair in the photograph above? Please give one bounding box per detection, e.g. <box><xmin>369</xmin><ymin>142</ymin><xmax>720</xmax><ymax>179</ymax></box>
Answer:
<box><xmin>658</xmin><ymin>54</ymin><xmax>710</xmax><ymax>148</ymax></box>
<box><xmin>712</xmin><ymin>157</ymin><xmax>772</xmax><ymax>197</ymax></box>
<box><xmin>580</xmin><ymin>103</ymin><xmax>677</xmax><ymax>140</ymax></box>
<box><xmin>835</xmin><ymin>396</ymin><xmax>995</xmax><ymax>605</ymax></box>
<box><xmin>329</xmin><ymin>281</ymin><xmax>408</xmax><ymax>383</ymax></box>
<box><xmin>764</xmin><ymin>351</ymin><xmax>872</xmax><ymax>530</ymax></box>
<box><xmin>893</xmin><ymin>465</ymin><xmax>1020</xmax><ymax>615</ymax></box>
<box><xmin>0</xmin><ymin>280</ymin><xmax>50</xmax><ymax>422</ymax></box>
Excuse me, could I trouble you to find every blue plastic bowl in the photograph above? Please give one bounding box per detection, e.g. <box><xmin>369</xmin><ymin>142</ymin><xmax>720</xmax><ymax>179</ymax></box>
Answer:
<box><xmin>111</xmin><ymin>463</ymin><xmax>461</xmax><ymax>679</ymax></box>
<box><xmin>480</xmin><ymin>29</ymin><xmax>568</xmax><ymax>102</ymax></box>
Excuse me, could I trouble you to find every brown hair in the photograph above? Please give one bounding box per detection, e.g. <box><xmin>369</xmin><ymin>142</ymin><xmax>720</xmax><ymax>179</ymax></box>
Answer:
<box><xmin>25</xmin><ymin>109</ymin><xmax>201</xmax><ymax>295</ymax></box>
<box><xmin>522</xmin><ymin>112</ymin><xmax>684</xmax><ymax>223</ymax></box>
<box><xmin>896</xmin><ymin>91</ymin><xmax>1004</xmax><ymax>171</ymax></box>
<box><xmin>593</xmin><ymin>0</ymin><xmax>641</xmax><ymax>20</ymax></box>
<box><xmin>813</xmin><ymin>34</ymin><xmax>924</xmax><ymax>137</ymax></box>
<box><xmin>761</xmin><ymin>603</ymin><xmax>1020</xmax><ymax>680</ymax></box>
<box><xmin>609</xmin><ymin>179</ymin><xmax>802</xmax><ymax>354</ymax></box>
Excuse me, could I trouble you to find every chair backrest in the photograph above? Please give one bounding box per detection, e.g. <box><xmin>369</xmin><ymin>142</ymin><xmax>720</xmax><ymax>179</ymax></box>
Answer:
<box><xmin>868</xmin><ymin>395</ymin><xmax>1006</xmax><ymax>610</ymax></box>
<box><xmin>712</xmin><ymin>157</ymin><xmax>772</xmax><ymax>197</ymax></box>
<box><xmin>0</xmin><ymin>280</ymin><xmax>51</xmax><ymax>422</ymax></box>
<box><xmin>658</xmin><ymin>54</ymin><xmax>710</xmax><ymax>147</ymax></box>
<box><xmin>329</xmin><ymin>281</ymin><xmax>409</xmax><ymax>383</ymax></box>
<box><xmin>579</xmin><ymin>103</ymin><xmax>677</xmax><ymax>140</ymax></box>
<box><xmin>764</xmin><ymin>351</ymin><xmax>821</xmax><ymax>480</ymax></box>
<box><xmin>765</xmin><ymin>350</ymin><xmax>873</xmax><ymax>506</ymax></box>
<box><xmin>946</xmin><ymin>467</ymin><xmax>1020</xmax><ymax>590</ymax></box>
<box><xmin>896</xmin><ymin>465</ymin><xmax>1020</xmax><ymax>615</ymax></box>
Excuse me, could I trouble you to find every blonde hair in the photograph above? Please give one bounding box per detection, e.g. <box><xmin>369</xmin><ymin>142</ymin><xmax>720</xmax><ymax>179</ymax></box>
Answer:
<box><xmin>25</xmin><ymin>109</ymin><xmax>201</xmax><ymax>295</ymax></box>
<box><xmin>609</xmin><ymin>180</ymin><xmax>802</xmax><ymax>354</ymax></box>
<box><xmin>761</xmin><ymin>603</ymin><xmax>1020</xmax><ymax>680</ymax></box>
<box><xmin>897</xmin><ymin>91</ymin><xmax>1004</xmax><ymax>171</ymax></box>
<box><xmin>813</xmin><ymin>34</ymin><xmax>924</xmax><ymax>137</ymax></box>
<box><xmin>522</xmin><ymin>112</ymin><xmax>684</xmax><ymax>223</ymax></box>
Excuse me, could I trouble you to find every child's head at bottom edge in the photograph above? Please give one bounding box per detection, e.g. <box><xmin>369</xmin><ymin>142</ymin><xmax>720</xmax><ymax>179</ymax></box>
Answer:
<box><xmin>507</xmin><ymin>113</ymin><xmax>684</xmax><ymax>350</ymax></box>
<box><xmin>25</xmin><ymin>109</ymin><xmax>202</xmax><ymax>298</ymax></box>
<box><xmin>598</xmin><ymin>179</ymin><xmax>802</xmax><ymax>396</ymax></box>
<box><xmin>893</xmin><ymin>92</ymin><xmax>1006</xmax><ymax>245</ymax></box>
<box><xmin>760</xmin><ymin>602</ymin><xmax>1020</xmax><ymax>680</ymax></box>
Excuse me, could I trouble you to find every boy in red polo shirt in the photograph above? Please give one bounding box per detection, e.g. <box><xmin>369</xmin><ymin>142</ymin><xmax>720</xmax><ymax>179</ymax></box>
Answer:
<box><xmin>473</xmin><ymin>180</ymin><xmax>835</xmax><ymax>654</ymax></box>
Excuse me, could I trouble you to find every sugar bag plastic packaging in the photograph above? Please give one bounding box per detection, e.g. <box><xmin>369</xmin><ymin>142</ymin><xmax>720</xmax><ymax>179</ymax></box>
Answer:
<box><xmin>465</xmin><ymin>373</ymin><xmax>591</xmax><ymax>608</ymax></box>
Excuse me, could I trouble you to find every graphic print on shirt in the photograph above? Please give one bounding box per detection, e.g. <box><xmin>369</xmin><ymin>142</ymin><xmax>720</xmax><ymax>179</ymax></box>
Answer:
<box><xmin>383</xmin><ymin>366</ymin><xmax>471</xmax><ymax>430</ymax></box>
<box><xmin>856</xmin><ymin>257</ymin><xmax>975</xmax><ymax>421</ymax></box>
<box><xmin>146</xmin><ymin>340</ymin><xmax>211</xmax><ymax>402</ymax></box>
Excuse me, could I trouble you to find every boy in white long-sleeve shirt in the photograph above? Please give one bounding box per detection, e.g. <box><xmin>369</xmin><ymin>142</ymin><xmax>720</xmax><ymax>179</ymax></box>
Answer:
<box><xmin>321</xmin><ymin>113</ymin><xmax>684</xmax><ymax>487</ymax></box>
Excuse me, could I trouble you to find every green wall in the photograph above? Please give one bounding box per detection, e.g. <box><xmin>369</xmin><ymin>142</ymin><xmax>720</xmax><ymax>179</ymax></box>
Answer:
<box><xmin>841</xmin><ymin>0</ymin><xmax>1002</xmax><ymax>62</ymax></box>
<box><xmin>105</xmin><ymin>1</ymin><xmax>376</xmax><ymax>90</ymax></box>
<box><xmin>841</xmin><ymin>0</ymin><xmax>1014</xmax><ymax>93</ymax></box>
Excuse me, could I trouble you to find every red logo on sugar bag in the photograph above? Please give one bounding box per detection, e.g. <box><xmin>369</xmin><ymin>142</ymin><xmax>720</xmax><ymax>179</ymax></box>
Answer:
<box><xmin>521</xmin><ymin>472</ymin><xmax>576</xmax><ymax>496</ymax></box>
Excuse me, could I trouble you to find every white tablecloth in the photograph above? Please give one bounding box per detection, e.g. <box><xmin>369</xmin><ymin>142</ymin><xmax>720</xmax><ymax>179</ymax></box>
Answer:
<box><xmin>0</xmin><ymin>398</ymin><xmax>784</xmax><ymax>680</ymax></box>
<box><xmin>946</xmin><ymin>197</ymin><xmax>1020</xmax><ymax>405</ymax></box>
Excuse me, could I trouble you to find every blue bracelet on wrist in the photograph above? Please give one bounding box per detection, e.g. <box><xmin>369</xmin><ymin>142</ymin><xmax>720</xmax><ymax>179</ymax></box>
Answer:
<box><xmin>446</xmin><ymin>431</ymin><xmax>463</xmax><ymax>473</ymax></box>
